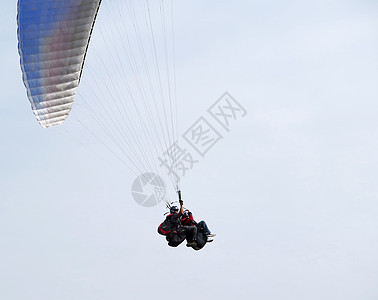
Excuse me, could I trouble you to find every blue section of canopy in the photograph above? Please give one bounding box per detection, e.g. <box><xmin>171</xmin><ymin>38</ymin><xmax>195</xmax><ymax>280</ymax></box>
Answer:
<box><xmin>18</xmin><ymin>0</ymin><xmax>73</xmax><ymax>106</ymax></box>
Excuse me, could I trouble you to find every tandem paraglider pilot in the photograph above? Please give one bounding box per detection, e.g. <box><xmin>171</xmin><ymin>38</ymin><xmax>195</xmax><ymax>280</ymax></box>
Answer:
<box><xmin>157</xmin><ymin>191</ymin><xmax>215</xmax><ymax>251</ymax></box>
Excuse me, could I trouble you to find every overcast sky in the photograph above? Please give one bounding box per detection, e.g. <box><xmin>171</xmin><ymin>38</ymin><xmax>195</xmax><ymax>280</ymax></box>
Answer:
<box><xmin>1</xmin><ymin>1</ymin><xmax>378</xmax><ymax>299</ymax></box>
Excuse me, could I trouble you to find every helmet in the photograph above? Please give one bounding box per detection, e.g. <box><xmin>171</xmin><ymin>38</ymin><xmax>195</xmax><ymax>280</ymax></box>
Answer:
<box><xmin>170</xmin><ymin>206</ymin><xmax>179</xmax><ymax>213</ymax></box>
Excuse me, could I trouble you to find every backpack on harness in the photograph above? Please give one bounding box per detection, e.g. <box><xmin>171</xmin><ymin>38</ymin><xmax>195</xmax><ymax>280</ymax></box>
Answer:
<box><xmin>157</xmin><ymin>214</ymin><xmax>173</xmax><ymax>236</ymax></box>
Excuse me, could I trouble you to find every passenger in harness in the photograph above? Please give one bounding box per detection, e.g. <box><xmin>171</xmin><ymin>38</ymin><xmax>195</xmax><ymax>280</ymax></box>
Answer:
<box><xmin>181</xmin><ymin>209</ymin><xmax>216</xmax><ymax>250</ymax></box>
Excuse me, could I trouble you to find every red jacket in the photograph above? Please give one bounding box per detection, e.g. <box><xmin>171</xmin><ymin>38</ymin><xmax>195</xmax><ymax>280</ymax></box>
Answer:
<box><xmin>181</xmin><ymin>212</ymin><xmax>196</xmax><ymax>226</ymax></box>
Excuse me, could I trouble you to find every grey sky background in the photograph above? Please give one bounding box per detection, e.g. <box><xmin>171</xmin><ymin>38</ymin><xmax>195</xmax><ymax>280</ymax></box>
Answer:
<box><xmin>1</xmin><ymin>0</ymin><xmax>378</xmax><ymax>299</ymax></box>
